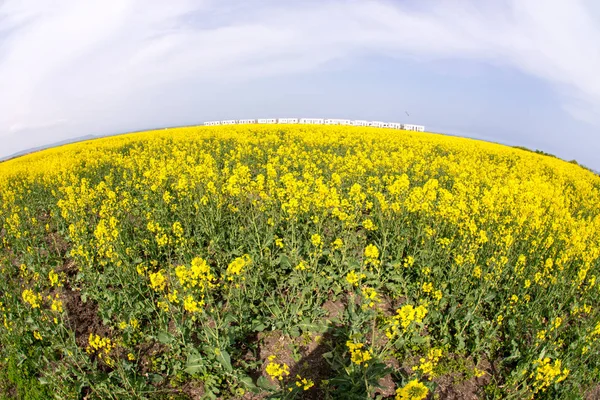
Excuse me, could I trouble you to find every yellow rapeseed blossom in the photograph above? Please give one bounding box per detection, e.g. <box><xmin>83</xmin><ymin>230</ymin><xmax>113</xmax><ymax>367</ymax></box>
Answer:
<box><xmin>346</xmin><ymin>270</ymin><xmax>366</xmax><ymax>286</ymax></box>
<box><xmin>362</xmin><ymin>218</ymin><xmax>377</xmax><ymax>231</ymax></box>
<box><xmin>265</xmin><ymin>356</ymin><xmax>290</xmax><ymax>381</ymax></box>
<box><xmin>295</xmin><ymin>260</ymin><xmax>309</xmax><ymax>271</ymax></box>
<box><xmin>361</xmin><ymin>286</ymin><xmax>379</xmax><ymax>308</ymax></box>
<box><xmin>149</xmin><ymin>270</ymin><xmax>167</xmax><ymax>291</ymax></box>
<box><xmin>395</xmin><ymin>379</ymin><xmax>429</xmax><ymax>400</ymax></box>
<box><xmin>414</xmin><ymin>348</ymin><xmax>443</xmax><ymax>378</ymax></box>
<box><xmin>22</xmin><ymin>289</ymin><xmax>42</xmax><ymax>309</ymax></box>
<box><xmin>364</xmin><ymin>244</ymin><xmax>379</xmax><ymax>259</ymax></box>
<box><xmin>183</xmin><ymin>295</ymin><xmax>201</xmax><ymax>313</ymax></box>
<box><xmin>331</xmin><ymin>238</ymin><xmax>343</xmax><ymax>250</ymax></box>
<box><xmin>48</xmin><ymin>270</ymin><xmax>60</xmax><ymax>287</ymax></box>
<box><xmin>386</xmin><ymin>304</ymin><xmax>428</xmax><ymax>338</ymax></box>
<box><xmin>346</xmin><ymin>341</ymin><xmax>372</xmax><ymax>366</ymax></box>
<box><xmin>295</xmin><ymin>375</ymin><xmax>314</xmax><ymax>390</ymax></box>
<box><xmin>226</xmin><ymin>254</ymin><xmax>251</xmax><ymax>280</ymax></box>
<box><xmin>530</xmin><ymin>358</ymin><xmax>569</xmax><ymax>393</ymax></box>
<box><xmin>311</xmin><ymin>234</ymin><xmax>322</xmax><ymax>247</ymax></box>
<box><xmin>50</xmin><ymin>295</ymin><xmax>63</xmax><ymax>313</ymax></box>
<box><xmin>2</xmin><ymin>122</ymin><xmax>600</xmax><ymax>397</ymax></box>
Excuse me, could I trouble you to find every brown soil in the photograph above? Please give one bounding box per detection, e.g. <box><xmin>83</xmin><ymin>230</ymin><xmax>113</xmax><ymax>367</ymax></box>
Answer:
<box><xmin>322</xmin><ymin>299</ymin><xmax>345</xmax><ymax>322</ymax></box>
<box><xmin>63</xmin><ymin>286</ymin><xmax>107</xmax><ymax>349</ymax></box>
<box><xmin>586</xmin><ymin>385</ymin><xmax>600</xmax><ymax>400</ymax></box>
<box><xmin>258</xmin><ymin>330</ymin><xmax>337</xmax><ymax>400</ymax></box>
<box><xmin>45</xmin><ymin>231</ymin><xmax>70</xmax><ymax>257</ymax></box>
<box><xmin>431</xmin><ymin>357</ymin><xmax>492</xmax><ymax>400</ymax></box>
<box><xmin>56</xmin><ymin>259</ymin><xmax>78</xmax><ymax>277</ymax></box>
<box><xmin>180</xmin><ymin>380</ymin><xmax>205</xmax><ymax>399</ymax></box>
<box><xmin>138</xmin><ymin>340</ymin><xmax>169</xmax><ymax>376</ymax></box>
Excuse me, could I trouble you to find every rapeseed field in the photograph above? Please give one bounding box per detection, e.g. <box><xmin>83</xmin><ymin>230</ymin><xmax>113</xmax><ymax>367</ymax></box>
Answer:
<box><xmin>0</xmin><ymin>125</ymin><xmax>599</xmax><ymax>399</ymax></box>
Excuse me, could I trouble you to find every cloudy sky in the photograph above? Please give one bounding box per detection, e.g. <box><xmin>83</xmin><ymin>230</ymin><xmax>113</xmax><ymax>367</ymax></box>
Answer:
<box><xmin>1</xmin><ymin>0</ymin><xmax>599</xmax><ymax>169</ymax></box>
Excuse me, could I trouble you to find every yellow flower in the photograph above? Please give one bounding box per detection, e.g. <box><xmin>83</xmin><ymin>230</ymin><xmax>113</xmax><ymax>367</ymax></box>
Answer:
<box><xmin>362</xmin><ymin>218</ymin><xmax>378</xmax><ymax>231</ymax></box>
<box><xmin>395</xmin><ymin>379</ymin><xmax>429</xmax><ymax>400</ymax></box>
<box><xmin>346</xmin><ymin>341</ymin><xmax>372</xmax><ymax>366</ymax></box>
<box><xmin>295</xmin><ymin>260</ymin><xmax>309</xmax><ymax>271</ymax></box>
<box><xmin>311</xmin><ymin>234</ymin><xmax>322</xmax><ymax>247</ymax></box>
<box><xmin>422</xmin><ymin>282</ymin><xmax>433</xmax><ymax>293</ymax></box>
<box><xmin>552</xmin><ymin>317</ymin><xmax>562</xmax><ymax>330</ymax></box>
<box><xmin>87</xmin><ymin>333</ymin><xmax>115</xmax><ymax>357</ymax></box>
<box><xmin>530</xmin><ymin>358</ymin><xmax>569</xmax><ymax>393</ymax></box>
<box><xmin>48</xmin><ymin>270</ymin><xmax>60</xmax><ymax>287</ymax></box>
<box><xmin>22</xmin><ymin>289</ymin><xmax>42</xmax><ymax>308</ymax></box>
<box><xmin>184</xmin><ymin>295</ymin><xmax>201</xmax><ymax>313</ymax></box>
<box><xmin>414</xmin><ymin>348</ymin><xmax>443</xmax><ymax>378</ymax></box>
<box><xmin>364</xmin><ymin>244</ymin><xmax>379</xmax><ymax>259</ymax></box>
<box><xmin>33</xmin><ymin>331</ymin><xmax>42</xmax><ymax>341</ymax></box>
<box><xmin>346</xmin><ymin>270</ymin><xmax>366</xmax><ymax>286</ymax></box>
<box><xmin>149</xmin><ymin>270</ymin><xmax>167</xmax><ymax>291</ymax></box>
<box><xmin>361</xmin><ymin>286</ymin><xmax>379</xmax><ymax>308</ymax></box>
<box><xmin>331</xmin><ymin>238</ymin><xmax>344</xmax><ymax>250</ymax></box>
<box><xmin>51</xmin><ymin>296</ymin><xmax>63</xmax><ymax>313</ymax></box>
<box><xmin>226</xmin><ymin>254</ymin><xmax>251</xmax><ymax>280</ymax></box>
<box><xmin>167</xmin><ymin>290</ymin><xmax>180</xmax><ymax>303</ymax></box>
<box><xmin>172</xmin><ymin>221</ymin><xmax>184</xmax><ymax>238</ymax></box>
<box><xmin>537</xmin><ymin>330</ymin><xmax>547</xmax><ymax>341</ymax></box>
<box><xmin>295</xmin><ymin>375</ymin><xmax>315</xmax><ymax>390</ymax></box>
<box><xmin>386</xmin><ymin>304</ymin><xmax>428</xmax><ymax>338</ymax></box>
<box><xmin>265</xmin><ymin>358</ymin><xmax>290</xmax><ymax>381</ymax></box>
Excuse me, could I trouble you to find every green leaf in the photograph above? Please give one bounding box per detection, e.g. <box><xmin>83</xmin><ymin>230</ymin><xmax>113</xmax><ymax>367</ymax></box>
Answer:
<box><xmin>184</xmin><ymin>349</ymin><xmax>204</xmax><ymax>375</ymax></box>
<box><xmin>239</xmin><ymin>376</ymin><xmax>260</xmax><ymax>393</ymax></box>
<box><xmin>157</xmin><ymin>331</ymin><xmax>174</xmax><ymax>344</ymax></box>
<box><xmin>297</xmin><ymin>318</ymin><xmax>320</xmax><ymax>332</ymax></box>
<box><xmin>257</xmin><ymin>376</ymin><xmax>278</xmax><ymax>391</ymax></box>
<box><xmin>253</xmin><ymin>322</ymin><xmax>267</xmax><ymax>332</ymax></box>
<box><xmin>289</xmin><ymin>326</ymin><xmax>300</xmax><ymax>338</ymax></box>
<box><xmin>215</xmin><ymin>348</ymin><xmax>233</xmax><ymax>373</ymax></box>
<box><xmin>149</xmin><ymin>373</ymin><xmax>164</xmax><ymax>383</ymax></box>
<box><xmin>279</xmin><ymin>254</ymin><xmax>292</xmax><ymax>268</ymax></box>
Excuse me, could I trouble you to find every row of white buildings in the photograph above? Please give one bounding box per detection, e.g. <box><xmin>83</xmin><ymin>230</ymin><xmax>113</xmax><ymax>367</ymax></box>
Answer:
<box><xmin>204</xmin><ymin>118</ymin><xmax>425</xmax><ymax>132</ymax></box>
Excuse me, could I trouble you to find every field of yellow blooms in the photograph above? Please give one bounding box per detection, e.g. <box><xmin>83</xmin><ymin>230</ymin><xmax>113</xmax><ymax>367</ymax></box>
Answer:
<box><xmin>0</xmin><ymin>125</ymin><xmax>599</xmax><ymax>399</ymax></box>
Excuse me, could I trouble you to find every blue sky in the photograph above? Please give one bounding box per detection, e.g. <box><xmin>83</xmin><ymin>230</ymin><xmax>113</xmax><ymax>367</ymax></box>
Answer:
<box><xmin>1</xmin><ymin>0</ymin><xmax>599</xmax><ymax>169</ymax></box>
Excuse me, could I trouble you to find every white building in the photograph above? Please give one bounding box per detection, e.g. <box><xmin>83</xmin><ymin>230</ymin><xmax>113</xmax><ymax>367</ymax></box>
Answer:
<box><xmin>403</xmin><ymin>124</ymin><xmax>425</xmax><ymax>132</ymax></box>
<box><xmin>387</xmin><ymin>122</ymin><xmax>402</xmax><ymax>129</ymax></box>
<box><xmin>238</xmin><ymin>119</ymin><xmax>256</xmax><ymax>124</ymax></box>
<box><xmin>299</xmin><ymin>118</ymin><xmax>324</xmax><ymax>125</ymax></box>
<box><xmin>204</xmin><ymin>121</ymin><xmax>221</xmax><ymax>126</ymax></box>
<box><xmin>278</xmin><ymin>118</ymin><xmax>299</xmax><ymax>124</ymax></box>
<box><xmin>325</xmin><ymin>119</ymin><xmax>345</xmax><ymax>125</ymax></box>
<box><xmin>258</xmin><ymin>118</ymin><xmax>277</xmax><ymax>124</ymax></box>
<box><xmin>221</xmin><ymin>120</ymin><xmax>237</xmax><ymax>125</ymax></box>
<box><xmin>369</xmin><ymin>121</ymin><xmax>385</xmax><ymax>128</ymax></box>
<box><xmin>353</xmin><ymin>120</ymin><xmax>369</xmax><ymax>127</ymax></box>
<box><xmin>339</xmin><ymin>119</ymin><xmax>353</xmax><ymax>126</ymax></box>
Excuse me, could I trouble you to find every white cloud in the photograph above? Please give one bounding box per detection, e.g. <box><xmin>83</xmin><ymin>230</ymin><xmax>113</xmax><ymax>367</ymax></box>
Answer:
<box><xmin>0</xmin><ymin>0</ymin><xmax>599</xmax><ymax>158</ymax></box>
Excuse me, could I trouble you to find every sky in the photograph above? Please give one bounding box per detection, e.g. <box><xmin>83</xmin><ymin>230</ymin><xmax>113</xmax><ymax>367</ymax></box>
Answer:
<box><xmin>0</xmin><ymin>0</ymin><xmax>599</xmax><ymax>169</ymax></box>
